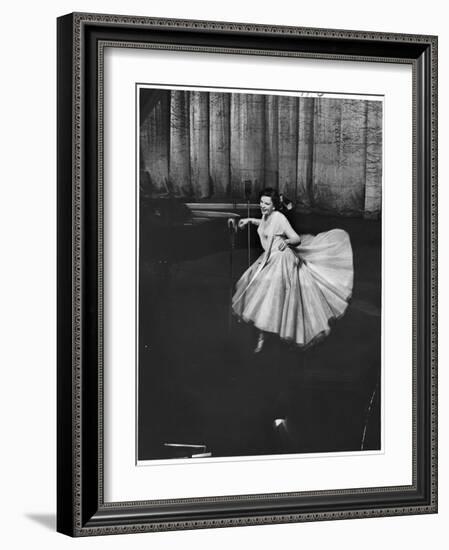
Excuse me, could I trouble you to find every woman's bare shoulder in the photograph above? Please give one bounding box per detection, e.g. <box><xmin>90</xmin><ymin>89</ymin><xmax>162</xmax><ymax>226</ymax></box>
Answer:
<box><xmin>274</xmin><ymin>211</ymin><xmax>288</xmax><ymax>222</ymax></box>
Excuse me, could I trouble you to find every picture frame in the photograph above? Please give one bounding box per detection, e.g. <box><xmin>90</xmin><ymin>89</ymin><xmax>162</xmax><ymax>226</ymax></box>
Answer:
<box><xmin>57</xmin><ymin>12</ymin><xmax>437</xmax><ymax>536</ymax></box>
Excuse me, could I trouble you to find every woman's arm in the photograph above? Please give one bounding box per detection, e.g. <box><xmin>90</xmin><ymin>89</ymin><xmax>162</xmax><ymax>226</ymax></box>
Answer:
<box><xmin>238</xmin><ymin>217</ymin><xmax>261</xmax><ymax>229</ymax></box>
<box><xmin>284</xmin><ymin>230</ymin><xmax>301</xmax><ymax>247</ymax></box>
<box><xmin>277</xmin><ymin>214</ymin><xmax>301</xmax><ymax>249</ymax></box>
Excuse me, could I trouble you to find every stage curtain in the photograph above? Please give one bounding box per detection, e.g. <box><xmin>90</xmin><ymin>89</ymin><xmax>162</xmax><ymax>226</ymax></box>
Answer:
<box><xmin>140</xmin><ymin>90</ymin><xmax>382</xmax><ymax>218</ymax></box>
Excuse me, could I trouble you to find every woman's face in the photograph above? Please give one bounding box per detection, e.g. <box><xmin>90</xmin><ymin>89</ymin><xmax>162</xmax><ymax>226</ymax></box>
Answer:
<box><xmin>260</xmin><ymin>195</ymin><xmax>275</xmax><ymax>217</ymax></box>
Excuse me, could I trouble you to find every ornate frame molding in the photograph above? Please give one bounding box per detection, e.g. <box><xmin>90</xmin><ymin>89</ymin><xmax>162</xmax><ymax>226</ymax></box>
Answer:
<box><xmin>57</xmin><ymin>12</ymin><xmax>437</xmax><ymax>536</ymax></box>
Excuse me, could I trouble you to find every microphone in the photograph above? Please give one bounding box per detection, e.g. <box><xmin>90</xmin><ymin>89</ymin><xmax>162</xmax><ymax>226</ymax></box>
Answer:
<box><xmin>227</xmin><ymin>218</ymin><xmax>237</xmax><ymax>232</ymax></box>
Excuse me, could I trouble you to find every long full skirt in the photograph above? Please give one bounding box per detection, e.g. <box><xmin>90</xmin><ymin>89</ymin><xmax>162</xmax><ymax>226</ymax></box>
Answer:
<box><xmin>232</xmin><ymin>229</ymin><xmax>353</xmax><ymax>347</ymax></box>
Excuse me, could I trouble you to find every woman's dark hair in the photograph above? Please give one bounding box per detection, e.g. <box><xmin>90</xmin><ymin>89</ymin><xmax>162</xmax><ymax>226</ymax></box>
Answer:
<box><xmin>259</xmin><ymin>187</ymin><xmax>281</xmax><ymax>210</ymax></box>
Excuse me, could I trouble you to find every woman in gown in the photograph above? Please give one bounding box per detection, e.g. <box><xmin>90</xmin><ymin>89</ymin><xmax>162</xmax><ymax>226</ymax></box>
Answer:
<box><xmin>232</xmin><ymin>188</ymin><xmax>353</xmax><ymax>352</ymax></box>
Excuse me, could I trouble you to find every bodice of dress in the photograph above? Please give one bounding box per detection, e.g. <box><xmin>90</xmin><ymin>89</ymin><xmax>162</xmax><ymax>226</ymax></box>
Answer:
<box><xmin>257</xmin><ymin>211</ymin><xmax>287</xmax><ymax>251</ymax></box>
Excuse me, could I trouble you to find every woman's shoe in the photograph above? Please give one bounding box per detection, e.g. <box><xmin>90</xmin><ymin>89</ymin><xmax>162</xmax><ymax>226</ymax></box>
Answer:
<box><xmin>254</xmin><ymin>332</ymin><xmax>265</xmax><ymax>353</ymax></box>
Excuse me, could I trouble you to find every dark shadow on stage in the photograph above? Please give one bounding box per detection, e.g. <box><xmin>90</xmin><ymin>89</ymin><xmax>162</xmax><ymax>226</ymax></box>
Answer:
<box><xmin>137</xmin><ymin>211</ymin><xmax>381</xmax><ymax>461</ymax></box>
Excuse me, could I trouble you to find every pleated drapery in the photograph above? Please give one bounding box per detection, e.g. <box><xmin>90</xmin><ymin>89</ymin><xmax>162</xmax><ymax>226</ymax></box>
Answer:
<box><xmin>140</xmin><ymin>89</ymin><xmax>382</xmax><ymax>218</ymax></box>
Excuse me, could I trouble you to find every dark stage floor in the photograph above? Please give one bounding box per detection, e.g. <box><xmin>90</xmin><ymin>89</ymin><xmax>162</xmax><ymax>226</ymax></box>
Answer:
<box><xmin>138</xmin><ymin>212</ymin><xmax>381</xmax><ymax>460</ymax></box>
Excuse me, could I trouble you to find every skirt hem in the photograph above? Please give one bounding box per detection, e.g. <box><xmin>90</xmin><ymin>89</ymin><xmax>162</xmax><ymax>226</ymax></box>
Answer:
<box><xmin>232</xmin><ymin>293</ymin><xmax>352</xmax><ymax>350</ymax></box>
<box><xmin>231</xmin><ymin>300</ymin><xmax>351</xmax><ymax>350</ymax></box>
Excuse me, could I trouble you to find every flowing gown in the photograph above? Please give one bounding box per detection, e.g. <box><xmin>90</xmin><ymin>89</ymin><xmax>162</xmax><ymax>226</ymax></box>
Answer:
<box><xmin>232</xmin><ymin>211</ymin><xmax>353</xmax><ymax>348</ymax></box>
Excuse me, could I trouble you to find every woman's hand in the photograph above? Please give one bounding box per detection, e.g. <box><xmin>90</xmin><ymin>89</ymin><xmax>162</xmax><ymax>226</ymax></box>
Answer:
<box><xmin>278</xmin><ymin>239</ymin><xmax>288</xmax><ymax>251</ymax></box>
<box><xmin>275</xmin><ymin>233</ymin><xmax>288</xmax><ymax>251</ymax></box>
<box><xmin>238</xmin><ymin>218</ymin><xmax>249</xmax><ymax>230</ymax></box>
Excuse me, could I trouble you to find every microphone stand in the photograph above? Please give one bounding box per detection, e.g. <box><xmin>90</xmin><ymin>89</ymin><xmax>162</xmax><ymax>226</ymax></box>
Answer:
<box><xmin>227</xmin><ymin>218</ymin><xmax>236</xmax><ymax>333</ymax></box>
<box><xmin>244</xmin><ymin>180</ymin><xmax>252</xmax><ymax>270</ymax></box>
<box><xmin>227</xmin><ymin>185</ymin><xmax>240</xmax><ymax>335</ymax></box>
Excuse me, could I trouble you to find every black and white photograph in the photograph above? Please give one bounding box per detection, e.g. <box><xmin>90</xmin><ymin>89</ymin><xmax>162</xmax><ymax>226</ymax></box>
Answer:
<box><xmin>137</xmin><ymin>86</ymin><xmax>383</xmax><ymax>462</ymax></box>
